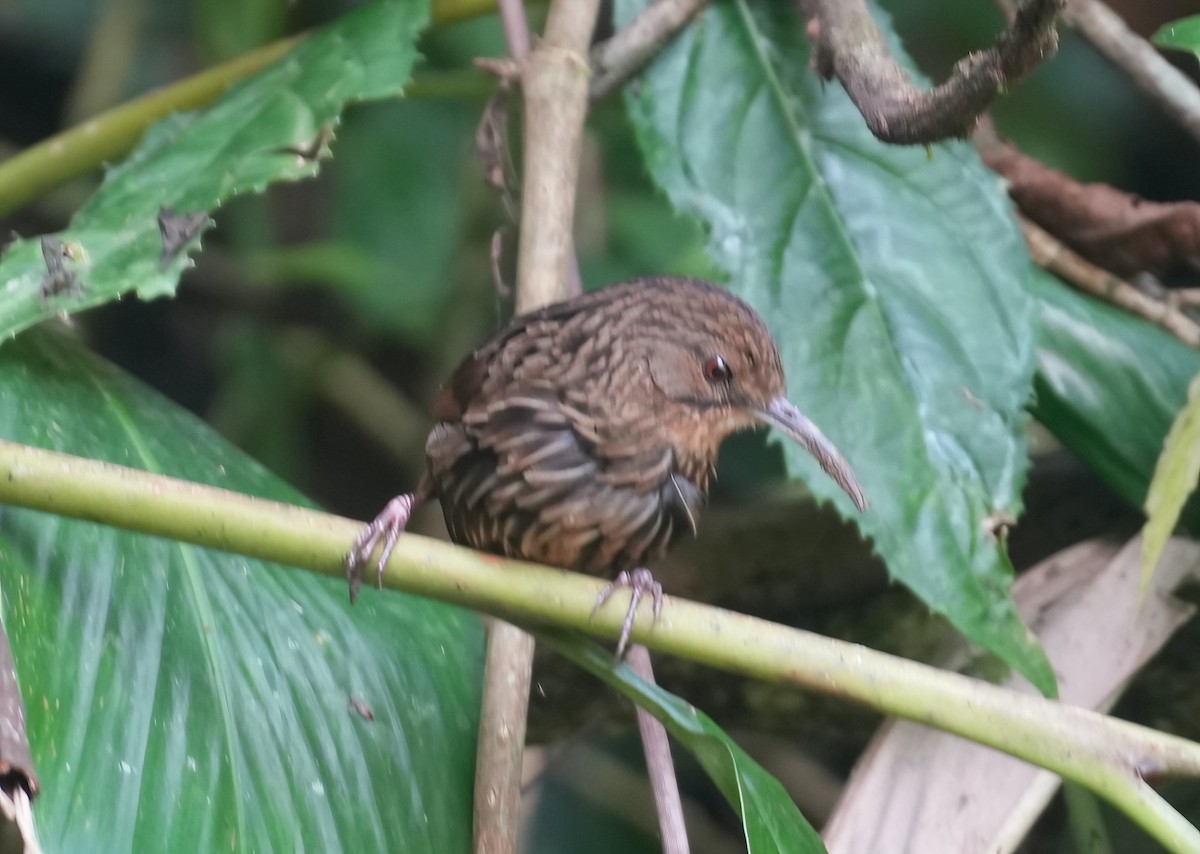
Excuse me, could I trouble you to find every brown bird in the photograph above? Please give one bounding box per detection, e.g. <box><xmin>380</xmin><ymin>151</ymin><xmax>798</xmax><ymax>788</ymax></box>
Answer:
<box><xmin>347</xmin><ymin>276</ymin><xmax>867</xmax><ymax>653</ymax></box>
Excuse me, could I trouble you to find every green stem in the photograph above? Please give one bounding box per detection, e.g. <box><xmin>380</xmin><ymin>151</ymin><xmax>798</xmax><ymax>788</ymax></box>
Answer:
<box><xmin>0</xmin><ymin>36</ymin><xmax>302</xmax><ymax>218</ymax></box>
<box><xmin>0</xmin><ymin>438</ymin><xmax>1197</xmax><ymax>851</ymax></box>
<box><xmin>0</xmin><ymin>1</ymin><xmax>508</xmax><ymax>219</ymax></box>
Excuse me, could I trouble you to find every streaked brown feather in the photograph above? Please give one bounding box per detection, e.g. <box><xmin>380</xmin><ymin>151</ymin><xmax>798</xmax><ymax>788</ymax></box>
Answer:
<box><xmin>420</xmin><ymin>276</ymin><xmax>858</xmax><ymax>577</ymax></box>
<box><xmin>348</xmin><ymin>275</ymin><xmax>866</xmax><ymax>656</ymax></box>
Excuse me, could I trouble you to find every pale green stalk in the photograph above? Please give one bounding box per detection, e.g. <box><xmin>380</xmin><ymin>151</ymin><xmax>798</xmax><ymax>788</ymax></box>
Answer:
<box><xmin>0</xmin><ymin>438</ymin><xmax>1198</xmax><ymax>850</ymax></box>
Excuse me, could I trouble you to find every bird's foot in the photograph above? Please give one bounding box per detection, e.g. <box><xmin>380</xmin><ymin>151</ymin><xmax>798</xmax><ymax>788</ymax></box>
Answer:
<box><xmin>591</xmin><ymin>568</ymin><xmax>664</xmax><ymax>658</ymax></box>
<box><xmin>346</xmin><ymin>494</ymin><xmax>422</xmax><ymax>604</ymax></box>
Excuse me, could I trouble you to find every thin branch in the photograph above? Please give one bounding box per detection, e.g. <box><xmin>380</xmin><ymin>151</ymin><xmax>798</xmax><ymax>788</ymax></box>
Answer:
<box><xmin>627</xmin><ymin>645</ymin><xmax>689</xmax><ymax>854</ymax></box>
<box><xmin>473</xmin><ymin>619</ymin><xmax>536</xmax><ymax>854</ymax></box>
<box><xmin>1</xmin><ymin>440</ymin><xmax>1199</xmax><ymax>849</ymax></box>
<box><xmin>1063</xmin><ymin>0</ymin><xmax>1200</xmax><ymax>149</ymax></box>
<box><xmin>589</xmin><ymin>0</ymin><xmax>710</xmax><ymax>101</ymax></box>
<box><xmin>0</xmin><ymin>36</ymin><xmax>302</xmax><ymax>219</ymax></box>
<box><xmin>519</xmin><ymin>7</ymin><xmax>695</xmax><ymax>846</ymax></box>
<box><xmin>1170</xmin><ymin>288</ymin><xmax>1200</xmax><ymax>309</ymax></box>
<box><xmin>498</xmin><ymin>0</ymin><xmax>533</xmax><ymax>61</ymax></box>
<box><xmin>513</xmin><ymin>1</ymin><xmax>600</xmax><ymax>310</ymax></box>
<box><xmin>473</xmin><ymin>2</ymin><xmax>601</xmax><ymax>852</ymax></box>
<box><xmin>0</xmin><ymin>1</ymin><xmax>506</xmax><ymax>220</ymax></box>
<box><xmin>800</xmin><ymin>0</ymin><xmax>1064</xmax><ymax>145</ymax></box>
<box><xmin>472</xmin><ymin>2</ymin><xmax>539</xmax><ymax>848</ymax></box>
<box><xmin>1018</xmin><ymin>213</ymin><xmax>1200</xmax><ymax>348</ymax></box>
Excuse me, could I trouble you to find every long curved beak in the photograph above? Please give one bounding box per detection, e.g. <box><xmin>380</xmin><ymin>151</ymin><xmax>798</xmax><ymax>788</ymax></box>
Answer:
<box><xmin>756</xmin><ymin>397</ymin><xmax>868</xmax><ymax>512</ymax></box>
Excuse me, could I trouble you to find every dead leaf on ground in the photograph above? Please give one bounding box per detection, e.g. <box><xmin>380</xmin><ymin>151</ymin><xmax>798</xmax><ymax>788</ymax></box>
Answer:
<box><xmin>823</xmin><ymin>536</ymin><xmax>1200</xmax><ymax>854</ymax></box>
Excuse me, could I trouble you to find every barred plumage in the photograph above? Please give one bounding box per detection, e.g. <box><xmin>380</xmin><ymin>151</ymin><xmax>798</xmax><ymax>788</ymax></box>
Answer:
<box><xmin>347</xmin><ymin>277</ymin><xmax>867</xmax><ymax>652</ymax></box>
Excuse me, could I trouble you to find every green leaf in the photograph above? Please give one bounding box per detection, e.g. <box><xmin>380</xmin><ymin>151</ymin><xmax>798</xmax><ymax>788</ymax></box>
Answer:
<box><xmin>1029</xmin><ymin>269</ymin><xmax>1200</xmax><ymax>514</ymax></box>
<box><xmin>1028</xmin><ymin>269</ymin><xmax>1200</xmax><ymax>593</ymax></box>
<box><xmin>617</xmin><ymin>0</ymin><xmax>1052</xmax><ymax>692</ymax></box>
<box><xmin>0</xmin><ymin>328</ymin><xmax>482</xmax><ymax>851</ymax></box>
<box><xmin>1153</xmin><ymin>15</ymin><xmax>1200</xmax><ymax>59</ymax></box>
<box><xmin>0</xmin><ymin>0</ymin><xmax>429</xmax><ymax>340</ymax></box>
<box><xmin>539</xmin><ymin>632</ymin><xmax>826</xmax><ymax>854</ymax></box>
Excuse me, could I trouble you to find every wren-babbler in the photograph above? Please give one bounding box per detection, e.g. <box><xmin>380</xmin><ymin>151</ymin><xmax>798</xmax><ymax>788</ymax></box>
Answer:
<box><xmin>347</xmin><ymin>277</ymin><xmax>867</xmax><ymax>653</ymax></box>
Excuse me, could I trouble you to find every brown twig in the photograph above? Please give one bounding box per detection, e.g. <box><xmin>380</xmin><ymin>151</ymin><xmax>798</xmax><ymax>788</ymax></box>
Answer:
<box><xmin>498</xmin><ymin>0</ymin><xmax>532</xmax><ymax>61</ymax></box>
<box><xmin>513</xmin><ymin>2</ymin><xmax>599</xmax><ymax>310</ymax></box>
<box><xmin>627</xmin><ymin>645</ymin><xmax>690</xmax><ymax>854</ymax></box>
<box><xmin>472</xmin><ymin>3</ymin><xmax>602</xmax><ymax>853</ymax></box>
<box><xmin>978</xmin><ymin>130</ymin><xmax>1200</xmax><ymax>279</ymax></box>
<box><xmin>1062</xmin><ymin>0</ymin><xmax>1200</xmax><ymax>149</ymax></box>
<box><xmin>589</xmin><ymin>0</ymin><xmax>710</xmax><ymax>102</ymax></box>
<box><xmin>1019</xmin><ymin>213</ymin><xmax>1200</xmax><ymax>348</ymax></box>
<box><xmin>800</xmin><ymin>0</ymin><xmax>1064</xmax><ymax>145</ymax></box>
<box><xmin>473</xmin><ymin>620</ymin><xmax>537</xmax><ymax>854</ymax></box>
<box><xmin>1169</xmin><ymin>288</ymin><xmax>1200</xmax><ymax>309</ymax></box>
<box><xmin>471</xmin><ymin>3</ymin><xmax>540</xmax><ymax>851</ymax></box>
<box><xmin>473</xmin><ymin>84</ymin><xmax>521</xmax><ymax>301</ymax></box>
<box><xmin>475</xmin><ymin>3</ymin><xmax>711</xmax><ymax>849</ymax></box>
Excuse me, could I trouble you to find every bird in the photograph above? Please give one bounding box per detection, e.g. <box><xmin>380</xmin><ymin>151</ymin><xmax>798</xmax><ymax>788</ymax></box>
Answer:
<box><xmin>346</xmin><ymin>276</ymin><xmax>867</xmax><ymax>654</ymax></box>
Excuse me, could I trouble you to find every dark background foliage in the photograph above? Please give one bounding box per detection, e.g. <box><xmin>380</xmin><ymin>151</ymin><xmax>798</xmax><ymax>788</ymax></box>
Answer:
<box><xmin>1</xmin><ymin>0</ymin><xmax>1199</xmax><ymax>850</ymax></box>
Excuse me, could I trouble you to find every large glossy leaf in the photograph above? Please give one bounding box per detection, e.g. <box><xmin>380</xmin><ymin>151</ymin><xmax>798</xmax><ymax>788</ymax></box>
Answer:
<box><xmin>1030</xmin><ymin>269</ymin><xmax>1200</xmax><ymax>521</ymax></box>
<box><xmin>539</xmin><ymin>632</ymin><xmax>825</xmax><ymax>854</ymax></box>
<box><xmin>0</xmin><ymin>0</ymin><xmax>428</xmax><ymax>339</ymax></box>
<box><xmin>0</xmin><ymin>328</ymin><xmax>483</xmax><ymax>851</ymax></box>
<box><xmin>1153</xmin><ymin>15</ymin><xmax>1200</xmax><ymax>59</ymax></box>
<box><xmin>617</xmin><ymin>0</ymin><xmax>1052</xmax><ymax>691</ymax></box>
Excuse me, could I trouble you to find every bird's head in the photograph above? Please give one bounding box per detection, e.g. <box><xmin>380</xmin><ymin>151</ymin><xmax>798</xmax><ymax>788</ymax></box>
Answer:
<box><xmin>635</xmin><ymin>279</ymin><xmax>868</xmax><ymax>512</ymax></box>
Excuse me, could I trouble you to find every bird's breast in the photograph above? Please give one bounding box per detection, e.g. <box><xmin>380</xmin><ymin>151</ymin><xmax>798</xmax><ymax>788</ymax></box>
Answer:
<box><xmin>425</xmin><ymin>399</ymin><xmax>706</xmax><ymax>576</ymax></box>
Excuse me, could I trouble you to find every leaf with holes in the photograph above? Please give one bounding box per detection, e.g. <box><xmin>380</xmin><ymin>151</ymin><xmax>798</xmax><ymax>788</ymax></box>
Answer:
<box><xmin>0</xmin><ymin>0</ymin><xmax>426</xmax><ymax>340</ymax></box>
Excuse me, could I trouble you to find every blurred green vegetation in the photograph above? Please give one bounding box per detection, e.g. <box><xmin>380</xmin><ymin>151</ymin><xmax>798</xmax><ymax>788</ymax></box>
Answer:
<box><xmin>2</xmin><ymin>0</ymin><xmax>1200</xmax><ymax>850</ymax></box>
<box><xmin>0</xmin><ymin>0</ymin><xmax>715</xmax><ymax>515</ymax></box>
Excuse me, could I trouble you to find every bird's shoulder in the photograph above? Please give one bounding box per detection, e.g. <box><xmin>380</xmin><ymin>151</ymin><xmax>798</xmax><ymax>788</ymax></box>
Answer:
<box><xmin>430</xmin><ymin>289</ymin><xmax>639</xmax><ymax>423</ymax></box>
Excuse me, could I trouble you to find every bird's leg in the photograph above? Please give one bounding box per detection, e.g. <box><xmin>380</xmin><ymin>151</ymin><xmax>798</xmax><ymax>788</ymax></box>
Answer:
<box><xmin>346</xmin><ymin>491</ymin><xmax>427</xmax><ymax>604</ymax></box>
<box><xmin>592</xmin><ymin>567</ymin><xmax>664</xmax><ymax>658</ymax></box>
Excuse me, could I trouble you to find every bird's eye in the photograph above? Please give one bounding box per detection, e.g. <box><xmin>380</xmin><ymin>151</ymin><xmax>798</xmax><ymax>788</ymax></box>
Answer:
<box><xmin>703</xmin><ymin>355</ymin><xmax>733</xmax><ymax>383</ymax></box>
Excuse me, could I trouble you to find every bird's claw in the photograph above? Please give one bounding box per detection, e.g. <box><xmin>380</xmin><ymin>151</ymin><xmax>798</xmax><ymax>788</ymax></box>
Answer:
<box><xmin>591</xmin><ymin>567</ymin><xmax>664</xmax><ymax>658</ymax></box>
<box><xmin>346</xmin><ymin>494</ymin><xmax>418</xmax><ymax>604</ymax></box>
